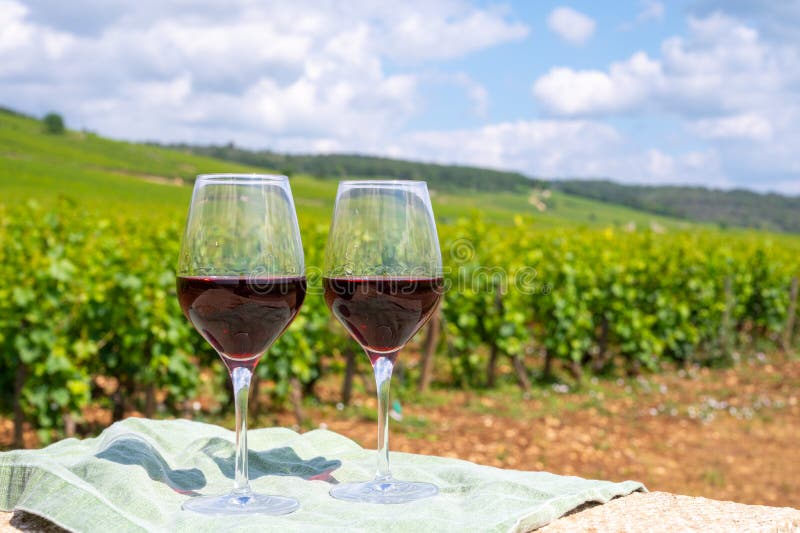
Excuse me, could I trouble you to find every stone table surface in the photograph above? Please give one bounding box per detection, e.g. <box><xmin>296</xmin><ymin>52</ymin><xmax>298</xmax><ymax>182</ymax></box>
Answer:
<box><xmin>2</xmin><ymin>491</ymin><xmax>799</xmax><ymax>532</ymax></box>
<box><xmin>538</xmin><ymin>491</ymin><xmax>800</xmax><ymax>532</ymax></box>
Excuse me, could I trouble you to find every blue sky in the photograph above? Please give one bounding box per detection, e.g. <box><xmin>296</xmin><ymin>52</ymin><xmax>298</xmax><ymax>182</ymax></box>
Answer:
<box><xmin>1</xmin><ymin>0</ymin><xmax>798</xmax><ymax>193</ymax></box>
<box><xmin>402</xmin><ymin>1</ymin><xmax>688</xmax><ymax>129</ymax></box>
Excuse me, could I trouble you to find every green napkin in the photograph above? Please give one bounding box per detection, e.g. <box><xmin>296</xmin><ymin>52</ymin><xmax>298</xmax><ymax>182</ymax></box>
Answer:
<box><xmin>0</xmin><ymin>418</ymin><xmax>644</xmax><ymax>532</ymax></box>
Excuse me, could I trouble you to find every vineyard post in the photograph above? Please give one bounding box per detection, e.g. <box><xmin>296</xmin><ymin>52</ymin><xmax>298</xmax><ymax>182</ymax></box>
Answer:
<box><xmin>144</xmin><ymin>344</ymin><xmax>156</xmax><ymax>418</ymax></box>
<box><xmin>112</xmin><ymin>374</ymin><xmax>135</xmax><ymax>422</ymax></box>
<box><xmin>718</xmin><ymin>275</ymin><xmax>735</xmax><ymax>361</ymax></box>
<box><xmin>543</xmin><ymin>349</ymin><xmax>553</xmax><ymax>380</ymax></box>
<box><xmin>341</xmin><ymin>347</ymin><xmax>356</xmax><ymax>405</ymax></box>
<box><xmin>592</xmin><ymin>316</ymin><xmax>610</xmax><ymax>372</ymax></box>
<box><xmin>487</xmin><ymin>343</ymin><xmax>499</xmax><ymax>388</ymax></box>
<box><xmin>289</xmin><ymin>377</ymin><xmax>305</xmax><ymax>426</ymax></box>
<box><xmin>512</xmin><ymin>354</ymin><xmax>532</xmax><ymax>393</ymax></box>
<box><xmin>144</xmin><ymin>384</ymin><xmax>156</xmax><ymax>418</ymax></box>
<box><xmin>250</xmin><ymin>373</ymin><xmax>261</xmax><ymax>413</ymax></box>
<box><xmin>569</xmin><ymin>359</ymin><xmax>582</xmax><ymax>381</ymax></box>
<box><xmin>783</xmin><ymin>276</ymin><xmax>799</xmax><ymax>352</ymax></box>
<box><xmin>486</xmin><ymin>290</ymin><xmax>504</xmax><ymax>388</ymax></box>
<box><xmin>417</xmin><ymin>308</ymin><xmax>441</xmax><ymax>392</ymax></box>
<box><xmin>112</xmin><ymin>388</ymin><xmax>125</xmax><ymax>422</ymax></box>
<box><xmin>13</xmin><ymin>363</ymin><xmax>26</xmax><ymax>448</ymax></box>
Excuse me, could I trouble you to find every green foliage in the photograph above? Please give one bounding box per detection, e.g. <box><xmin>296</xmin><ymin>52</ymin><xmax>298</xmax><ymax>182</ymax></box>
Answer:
<box><xmin>440</xmin><ymin>217</ymin><xmax>530</xmax><ymax>385</ymax></box>
<box><xmin>0</xmin><ymin>202</ymin><xmax>90</xmax><ymax>433</ymax></box>
<box><xmin>42</xmin><ymin>113</ymin><xmax>65</xmax><ymax>135</ymax></box>
<box><xmin>0</xmin><ymin>202</ymin><xmax>204</xmax><ymax>436</ymax></box>
<box><xmin>440</xmin><ymin>223</ymin><xmax>800</xmax><ymax>382</ymax></box>
<box><xmin>1</xmin><ymin>106</ymin><xmax>800</xmax><ymax>440</ymax></box>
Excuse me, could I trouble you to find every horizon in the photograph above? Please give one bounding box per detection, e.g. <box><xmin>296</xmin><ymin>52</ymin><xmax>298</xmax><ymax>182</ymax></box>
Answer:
<box><xmin>2</xmin><ymin>1</ymin><xmax>799</xmax><ymax>194</ymax></box>
<box><xmin>5</xmin><ymin>102</ymin><xmax>799</xmax><ymax>199</ymax></box>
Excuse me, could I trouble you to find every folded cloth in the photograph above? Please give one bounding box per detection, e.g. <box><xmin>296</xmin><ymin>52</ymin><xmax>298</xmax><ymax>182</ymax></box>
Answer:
<box><xmin>0</xmin><ymin>418</ymin><xmax>644</xmax><ymax>532</ymax></box>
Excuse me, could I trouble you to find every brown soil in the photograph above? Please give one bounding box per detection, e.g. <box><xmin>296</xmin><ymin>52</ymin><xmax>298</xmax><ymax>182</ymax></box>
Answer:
<box><xmin>2</xmin><ymin>354</ymin><xmax>798</xmax><ymax>509</ymax></box>
<box><xmin>275</xmin><ymin>354</ymin><xmax>800</xmax><ymax>508</ymax></box>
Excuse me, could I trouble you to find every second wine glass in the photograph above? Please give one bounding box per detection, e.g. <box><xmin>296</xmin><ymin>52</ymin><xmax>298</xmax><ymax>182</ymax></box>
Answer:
<box><xmin>323</xmin><ymin>180</ymin><xmax>443</xmax><ymax>504</ymax></box>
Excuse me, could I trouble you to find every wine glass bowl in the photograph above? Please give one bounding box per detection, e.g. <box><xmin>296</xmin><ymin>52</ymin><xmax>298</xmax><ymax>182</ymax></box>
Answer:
<box><xmin>176</xmin><ymin>174</ymin><xmax>304</xmax><ymax>515</ymax></box>
<box><xmin>323</xmin><ymin>277</ymin><xmax>442</xmax><ymax>362</ymax></box>
<box><xmin>323</xmin><ymin>180</ymin><xmax>443</xmax><ymax>504</ymax></box>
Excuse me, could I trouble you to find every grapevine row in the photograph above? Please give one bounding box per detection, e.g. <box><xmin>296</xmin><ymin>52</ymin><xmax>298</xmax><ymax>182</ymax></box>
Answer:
<box><xmin>1</xmin><ymin>203</ymin><xmax>798</xmax><ymax>445</ymax></box>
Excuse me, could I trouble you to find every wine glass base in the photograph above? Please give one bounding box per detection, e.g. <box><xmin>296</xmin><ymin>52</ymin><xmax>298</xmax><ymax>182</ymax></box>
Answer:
<box><xmin>329</xmin><ymin>477</ymin><xmax>438</xmax><ymax>504</ymax></box>
<box><xmin>182</xmin><ymin>491</ymin><xmax>299</xmax><ymax>515</ymax></box>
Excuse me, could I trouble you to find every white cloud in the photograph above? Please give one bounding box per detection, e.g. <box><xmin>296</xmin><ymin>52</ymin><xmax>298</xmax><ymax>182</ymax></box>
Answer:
<box><xmin>533</xmin><ymin>13</ymin><xmax>792</xmax><ymax>118</ymax></box>
<box><xmin>0</xmin><ymin>1</ymin><xmax>76</xmax><ymax>76</ymax></box>
<box><xmin>533</xmin><ymin>52</ymin><xmax>661</xmax><ymax>116</ymax></box>
<box><xmin>619</xmin><ymin>0</ymin><xmax>665</xmax><ymax>31</ymax></box>
<box><xmin>655</xmin><ymin>14</ymin><xmax>796</xmax><ymax>119</ymax></box>
<box><xmin>691</xmin><ymin>1</ymin><xmax>800</xmax><ymax>42</ymax></box>
<box><xmin>530</xmin><ymin>11</ymin><xmax>800</xmax><ymax>191</ymax></box>
<box><xmin>0</xmin><ymin>0</ymin><xmax>527</xmax><ymax>147</ymax></box>
<box><xmin>377</xmin><ymin>3</ymin><xmax>529</xmax><ymax>62</ymax></box>
<box><xmin>635</xmin><ymin>149</ymin><xmax>728</xmax><ymax>187</ymax></box>
<box><xmin>376</xmin><ymin>120</ymin><xmax>726</xmax><ymax>188</ymax></box>
<box><xmin>0</xmin><ymin>0</ymin><xmax>29</xmax><ymax>49</ymax></box>
<box><xmin>690</xmin><ymin>113</ymin><xmax>773</xmax><ymax>141</ymax></box>
<box><xmin>393</xmin><ymin>120</ymin><xmax>622</xmax><ymax>174</ymax></box>
<box><xmin>638</xmin><ymin>1</ymin><xmax>665</xmax><ymax>23</ymax></box>
<box><xmin>547</xmin><ymin>7</ymin><xmax>596</xmax><ymax>45</ymax></box>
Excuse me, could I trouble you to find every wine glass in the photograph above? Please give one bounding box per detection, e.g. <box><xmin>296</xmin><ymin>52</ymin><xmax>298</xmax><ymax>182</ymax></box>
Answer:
<box><xmin>176</xmin><ymin>174</ymin><xmax>305</xmax><ymax>515</ymax></box>
<box><xmin>323</xmin><ymin>180</ymin><xmax>443</xmax><ymax>503</ymax></box>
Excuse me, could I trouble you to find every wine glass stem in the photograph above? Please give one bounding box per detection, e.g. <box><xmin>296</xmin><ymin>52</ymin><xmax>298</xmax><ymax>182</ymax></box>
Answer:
<box><xmin>372</xmin><ymin>353</ymin><xmax>396</xmax><ymax>481</ymax></box>
<box><xmin>231</xmin><ymin>366</ymin><xmax>252</xmax><ymax>494</ymax></box>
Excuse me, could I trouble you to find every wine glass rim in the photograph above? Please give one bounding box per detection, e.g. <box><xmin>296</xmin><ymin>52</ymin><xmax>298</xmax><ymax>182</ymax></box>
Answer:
<box><xmin>339</xmin><ymin>179</ymin><xmax>427</xmax><ymax>187</ymax></box>
<box><xmin>196</xmin><ymin>173</ymin><xmax>288</xmax><ymax>182</ymax></box>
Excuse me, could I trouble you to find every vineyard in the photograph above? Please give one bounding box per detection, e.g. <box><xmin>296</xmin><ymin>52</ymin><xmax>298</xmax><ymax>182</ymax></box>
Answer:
<box><xmin>2</xmin><ymin>198</ymin><xmax>799</xmax><ymax>448</ymax></box>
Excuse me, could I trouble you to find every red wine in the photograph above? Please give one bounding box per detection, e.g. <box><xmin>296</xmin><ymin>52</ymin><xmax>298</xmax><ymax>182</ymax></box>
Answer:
<box><xmin>177</xmin><ymin>276</ymin><xmax>306</xmax><ymax>367</ymax></box>
<box><xmin>323</xmin><ymin>277</ymin><xmax>443</xmax><ymax>361</ymax></box>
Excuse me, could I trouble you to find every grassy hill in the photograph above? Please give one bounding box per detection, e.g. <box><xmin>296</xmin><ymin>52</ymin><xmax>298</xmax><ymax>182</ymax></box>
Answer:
<box><xmin>0</xmin><ymin>109</ymin><xmax>686</xmax><ymax>230</ymax></box>
<box><xmin>161</xmin><ymin>143</ymin><xmax>542</xmax><ymax>193</ymax></box>
<box><xmin>553</xmin><ymin>180</ymin><xmax>800</xmax><ymax>234</ymax></box>
<box><xmin>167</xmin><ymin>141</ymin><xmax>800</xmax><ymax>235</ymax></box>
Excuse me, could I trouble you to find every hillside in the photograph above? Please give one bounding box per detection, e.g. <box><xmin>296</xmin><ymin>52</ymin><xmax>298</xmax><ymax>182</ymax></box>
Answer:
<box><xmin>167</xmin><ymin>141</ymin><xmax>800</xmax><ymax>234</ymax></box>
<box><xmin>0</xmin><ymin>109</ymin><xmax>683</xmax><ymax>229</ymax></box>
<box><xmin>552</xmin><ymin>180</ymin><xmax>800</xmax><ymax>234</ymax></box>
<box><xmin>161</xmin><ymin>143</ymin><xmax>542</xmax><ymax>193</ymax></box>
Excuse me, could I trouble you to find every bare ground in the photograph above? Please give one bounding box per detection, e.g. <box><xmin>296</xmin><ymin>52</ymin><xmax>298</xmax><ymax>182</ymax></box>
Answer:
<box><xmin>2</xmin><ymin>354</ymin><xmax>798</xmax><ymax>508</ymax></box>
<box><xmin>274</xmin><ymin>354</ymin><xmax>800</xmax><ymax>508</ymax></box>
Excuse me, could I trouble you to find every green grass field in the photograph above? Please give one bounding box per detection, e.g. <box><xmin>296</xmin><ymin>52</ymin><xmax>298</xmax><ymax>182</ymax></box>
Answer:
<box><xmin>1</xmin><ymin>110</ymin><xmax>691</xmax><ymax>230</ymax></box>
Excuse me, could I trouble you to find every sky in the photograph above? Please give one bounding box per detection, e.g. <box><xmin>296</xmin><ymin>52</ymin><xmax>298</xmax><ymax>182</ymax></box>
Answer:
<box><xmin>1</xmin><ymin>1</ymin><xmax>799</xmax><ymax>194</ymax></box>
